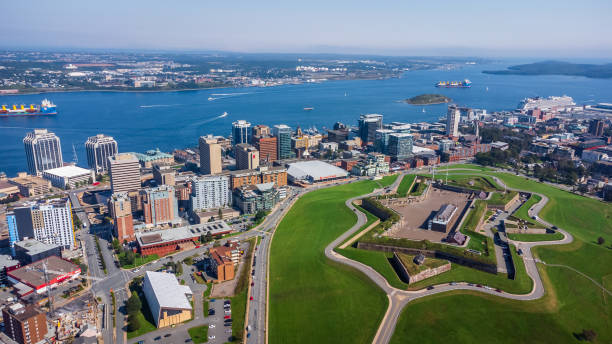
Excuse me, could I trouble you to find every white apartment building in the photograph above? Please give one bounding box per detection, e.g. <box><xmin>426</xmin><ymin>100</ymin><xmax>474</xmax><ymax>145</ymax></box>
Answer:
<box><xmin>190</xmin><ymin>175</ymin><xmax>231</xmax><ymax>211</ymax></box>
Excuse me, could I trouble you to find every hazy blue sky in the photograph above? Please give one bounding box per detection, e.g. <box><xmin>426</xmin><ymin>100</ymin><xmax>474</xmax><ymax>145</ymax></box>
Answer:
<box><xmin>2</xmin><ymin>0</ymin><xmax>611</xmax><ymax>57</ymax></box>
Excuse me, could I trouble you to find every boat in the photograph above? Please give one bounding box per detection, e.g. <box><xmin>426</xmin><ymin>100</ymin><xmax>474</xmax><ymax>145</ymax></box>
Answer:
<box><xmin>219</xmin><ymin>111</ymin><xmax>228</xmax><ymax>118</ymax></box>
<box><xmin>435</xmin><ymin>79</ymin><xmax>472</xmax><ymax>88</ymax></box>
<box><xmin>0</xmin><ymin>99</ymin><xmax>57</xmax><ymax>117</ymax></box>
<box><xmin>303</xmin><ymin>107</ymin><xmax>314</xmax><ymax>111</ymax></box>
<box><xmin>208</xmin><ymin>97</ymin><xmax>215</xmax><ymax>101</ymax></box>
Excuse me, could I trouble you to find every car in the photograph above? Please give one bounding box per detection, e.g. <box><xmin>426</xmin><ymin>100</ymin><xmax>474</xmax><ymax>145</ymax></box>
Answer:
<box><xmin>209</xmin><ymin>324</ymin><xmax>215</xmax><ymax>328</ymax></box>
<box><xmin>185</xmin><ymin>339</ymin><xmax>193</xmax><ymax>342</ymax></box>
<box><xmin>449</xmin><ymin>282</ymin><xmax>457</xmax><ymax>286</ymax></box>
<box><xmin>426</xmin><ymin>286</ymin><xmax>434</xmax><ymax>290</ymax></box>
<box><xmin>250</xmin><ymin>296</ymin><xmax>254</xmax><ymax>300</ymax></box>
<box><xmin>224</xmin><ymin>322</ymin><xmax>232</xmax><ymax>327</ymax></box>
<box><xmin>552</xmin><ymin>225</ymin><xmax>558</xmax><ymax>230</ymax></box>
<box><xmin>137</xmin><ymin>341</ymin><xmax>144</xmax><ymax>344</ymax></box>
<box><xmin>210</xmin><ymin>299</ymin><xmax>216</xmax><ymax>302</ymax></box>
<box><xmin>208</xmin><ymin>336</ymin><xmax>215</xmax><ymax>340</ymax></box>
<box><xmin>164</xmin><ymin>334</ymin><xmax>171</xmax><ymax>338</ymax></box>
<box><xmin>154</xmin><ymin>336</ymin><xmax>161</xmax><ymax>341</ymax></box>
<box><xmin>224</xmin><ymin>315</ymin><xmax>231</xmax><ymax>319</ymax></box>
<box><xmin>251</xmin><ymin>282</ymin><xmax>254</xmax><ymax>286</ymax></box>
<box><xmin>226</xmin><ymin>329</ymin><xmax>233</xmax><ymax>334</ymax></box>
<box><xmin>476</xmin><ymin>284</ymin><xmax>483</xmax><ymax>288</ymax></box>
<box><xmin>224</xmin><ymin>300</ymin><xmax>231</xmax><ymax>305</ymax></box>
<box><xmin>495</xmin><ymin>289</ymin><xmax>502</xmax><ymax>293</ymax></box>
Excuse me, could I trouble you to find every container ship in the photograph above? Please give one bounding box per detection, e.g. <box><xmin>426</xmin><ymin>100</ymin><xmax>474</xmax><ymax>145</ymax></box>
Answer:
<box><xmin>0</xmin><ymin>99</ymin><xmax>57</xmax><ymax>117</ymax></box>
<box><xmin>435</xmin><ymin>79</ymin><xmax>472</xmax><ymax>88</ymax></box>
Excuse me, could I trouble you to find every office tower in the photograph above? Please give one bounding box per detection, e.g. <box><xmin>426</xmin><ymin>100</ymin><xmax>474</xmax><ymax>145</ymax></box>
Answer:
<box><xmin>85</xmin><ymin>134</ymin><xmax>118</xmax><ymax>173</ymax></box>
<box><xmin>190</xmin><ymin>175</ymin><xmax>231</xmax><ymax>211</ymax></box>
<box><xmin>232</xmin><ymin>120</ymin><xmax>252</xmax><ymax>145</ymax></box>
<box><xmin>375</xmin><ymin>129</ymin><xmax>395</xmax><ymax>154</ymax></box>
<box><xmin>446</xmin><ymin>105</ymin><xmax>460</xmax><ymax>137</ymax></box>
<box><xmin>272</xmin><ymin>124</ymin><xmax>294</xmax><ymax>160</ymax></box>
<box><xmin>387</xmin><ymin>133</ymin><xmax>414</xmax><ymax>160</ymax></box>
<box><xmin>199</xmin><ymin>135</ymin><xmax>222</xmax><ymax>175</ymax></box>
<box><xmin>7</xmin><ymin>213</ymin><xmax>18</xmax><ymax>254</ymax></box>
<box><xmin>358</xmin><ymin>114</ymin><xmax>383</xmax><ymax>144</ymax></box>
<box><xmin>235</xmin><ymin>144</ymin><xmax>260</xmax><ymax>170</ymax></box>
<box><xmin>13</xmin><ymin>199</ymin><xmax>75</xmax><ymax>250</ymax></box>
<box><xmin>108</xmin><ymin>153</ymin><xmax>141</xmax><ymax>193</ymax></box>
<box><xmin>109</xmin><ymin>192</ymin><xmax>134</xmax><ymax>242</ymax></box>
<box><xmin>23</xmin><ymin>129</ymin><xmax>63</xmax><ymax>175</ymax></box>
<box><xmin>588</xmin><ymin>119</ymin><xmax>604</xmax><ymax>137</ymax></box>
<box><xmin>253</xmin><ymin>136</ymin><xmax>277</xmax><ymax>162</ymax></box>
<box><xmin>152</xmin><ymin>164</ymin><xmax>176</xmax><ymax>186</ymax></box>
<box><xmin>251</xmin><ymin>124</ymin><xmax>270</xmax><ymax>138</ymax></box>
<box><xmin>140</xmin><ymin>185</ymin><xmax>179</xmax><ymax>227</ymax></box>
<box><xmin>2</xmin><ymin>302</ymin><xmax>48</xmax><ymax>344</ymax></box>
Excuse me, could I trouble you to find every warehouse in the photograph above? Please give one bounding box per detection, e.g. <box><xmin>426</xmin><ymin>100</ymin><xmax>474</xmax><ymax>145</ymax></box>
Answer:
<box><xmin>7</xmin><ymin>255</ymin><xmax>81</xmax><ymax>296</ymax></box>
<box><xmin>142</xmin><ymin>271</ymin><xmax>193</xmax><ymax>328</ymax></box>
<box><xmin>287</xmin><ymin>160</ymin><xmax>349</xmax><ymax>184</ymax></box>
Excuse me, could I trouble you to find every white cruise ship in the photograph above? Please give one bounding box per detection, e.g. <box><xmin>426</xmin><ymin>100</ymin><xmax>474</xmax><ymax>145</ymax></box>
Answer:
<box><xmin>518</xmin><ymin>95</ymin><xmax>575</xmax><ymax>112</ymax></box>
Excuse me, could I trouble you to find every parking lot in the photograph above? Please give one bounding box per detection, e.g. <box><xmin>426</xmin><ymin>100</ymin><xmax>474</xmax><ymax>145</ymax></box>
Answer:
<box><xmin>206</xmin><ymin>298</ymin><xmax>233</xmax><ymax>343</ymax></box>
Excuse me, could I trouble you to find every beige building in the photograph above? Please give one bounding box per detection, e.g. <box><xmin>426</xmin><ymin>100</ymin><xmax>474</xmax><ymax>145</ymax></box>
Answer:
<box><xmin>108</xmin><ymin>153</ymin><xmax>141</xmax><ymax>193</ymax></box>
<box><xmin>235</xmin><ymin>144</ymin><xmax>260</xmax><ymax>170</ymax></box>
<box><xmin>199</xmin><ymin>135</ymin><xmax>222</xmax><ymax>175</ymax></box>
<box><xmin>9</xmin><ymin>173</ymin><xmax>51</xmax><ymax>197</ymax></box>
<box><xmin>142</xmin><ymin>271</ymin><xmax>193</xmax><ymax>328</ymax></box>
<box><xmin>152</xmin><ymin>164</ymin><xmax>176</xmax><ymax>186</ymax></box>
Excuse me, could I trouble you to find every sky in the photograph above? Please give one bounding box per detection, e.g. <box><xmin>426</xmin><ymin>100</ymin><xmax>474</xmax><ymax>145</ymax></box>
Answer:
<box><xmin>2</xmin><ymin>0</ymin><xmax>612</xmax><ymax>57</ymax></box>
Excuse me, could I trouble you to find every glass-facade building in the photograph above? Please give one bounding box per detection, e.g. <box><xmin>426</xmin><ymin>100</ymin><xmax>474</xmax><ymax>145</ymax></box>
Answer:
<box><xmin>232</xmin><ymin>120</ymin><xmax>252</xmax><ymax>145</ymax></box>
<box><xmin>23</xmin><ymin>129</ymin><xmax>63</xmax><ymax>175</ymax></box>
<box><xmin>358</xmin><ymin>114</ymin><xmax>383</xmax><ymax>143</ymax></box>
<box><xmin>85</xmin><ymin>134</ymin><xmax>118</xmax><ymax>173</ymax></box>
<box><xmin>273</xmin><ymin>124</ymin><xmax>295</xmax><ymax>160</ymax></box>
<box><xmin>387</xmin><ymin>133</ymin><xmax>413</xmax><ymax>160</ymax></box>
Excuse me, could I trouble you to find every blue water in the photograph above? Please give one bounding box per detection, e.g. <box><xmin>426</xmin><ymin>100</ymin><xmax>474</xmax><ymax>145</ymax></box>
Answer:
<box><xmin>1</xmin><ymin>61</ymin><xmax>612</xmax><ymax>177</ymax></box>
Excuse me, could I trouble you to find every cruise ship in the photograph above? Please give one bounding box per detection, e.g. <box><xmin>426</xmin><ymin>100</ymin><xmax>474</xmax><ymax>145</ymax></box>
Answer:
<box><xmin>517</xmin><ymin>96</ymin><xmax>575</xmax><ymax>112</ymax></box>
<box><xmin>436</xmin><ymin>79</ymin><xmax>471</xmax><ymax>88</ymax></box>
<box><xmin>0</xmin><ymin>99</ymin><xmax>57</xmax><ymax>117</ymax></box>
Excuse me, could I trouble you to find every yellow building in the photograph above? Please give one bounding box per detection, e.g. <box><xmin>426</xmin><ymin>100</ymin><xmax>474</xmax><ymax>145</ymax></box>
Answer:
<box><xmin>142</xmin><ymin>271</ymin><xmax>193</xmax><ymax>328</ymax></box>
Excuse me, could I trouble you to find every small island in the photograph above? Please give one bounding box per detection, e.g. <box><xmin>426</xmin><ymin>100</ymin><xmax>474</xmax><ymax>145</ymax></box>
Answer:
<box><xmin>483</xmin><ymin>60</ymin><xmax>612</xmax><ymax>79</ymax></box>
<box><xmin>404</xmin><ymin>94</ymin><xmax>452</xmax><ymax>105</ymax></box>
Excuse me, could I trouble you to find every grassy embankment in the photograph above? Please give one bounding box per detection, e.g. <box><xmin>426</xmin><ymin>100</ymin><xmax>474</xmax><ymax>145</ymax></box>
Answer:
<box><xmin>229</xmin><ymin>237</ymin><xmax>256</xmax><ymax>342</ymax></box>
<box><xmin>269</xmin><ymin>175</ymin><xmax>397</xmax><ymax>344</ymax></box>
<box><xmin>390</xmin><ymin>172</ymin><xmax>612</xmax><ymax>344</ymax></box>
<box><xmin>396</xmin><ymin>174</ymin><xmax>416</xmax><ymax>197</ymax></box>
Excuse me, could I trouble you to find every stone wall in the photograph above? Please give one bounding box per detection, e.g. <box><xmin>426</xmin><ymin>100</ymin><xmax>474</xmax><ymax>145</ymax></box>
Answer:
<box><xmin>391</xmin><ymin>252</ymin><xmax>451</xmax><ymax>284</ymax></box>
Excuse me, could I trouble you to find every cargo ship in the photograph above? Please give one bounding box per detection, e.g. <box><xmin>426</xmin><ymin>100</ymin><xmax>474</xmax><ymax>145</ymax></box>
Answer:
<box><xmin>0</xmin><ymin>99</ymin><xmax>57</xmax><ymax>117</ymax></box>
<box><xmin>435</xmin><ymin>79</ymin><xmax>472</xmax><ymax>88</ymax></box>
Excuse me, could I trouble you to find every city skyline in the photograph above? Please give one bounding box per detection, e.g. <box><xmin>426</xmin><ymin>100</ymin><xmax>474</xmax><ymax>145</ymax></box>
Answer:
<box><xmin>2</xmin><ymin>1</ymin><xmax>612</xmax><ymax>58</ymax></box>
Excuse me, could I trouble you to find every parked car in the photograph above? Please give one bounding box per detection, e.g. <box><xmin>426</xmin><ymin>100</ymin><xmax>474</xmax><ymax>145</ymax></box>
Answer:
<box><xmin>250</xmin><ymin>296</ymin><xmax>254</xmax><ymax>301</ymax></box>
<box><xmin>224</xmin><ymin>315</ymin><xmax>231</xmax><ymax>319</ymax></box>
<box><xmin>427</xmin><ymin>286</ymin><xmax>434</xmax><ymax>290</ymax></box>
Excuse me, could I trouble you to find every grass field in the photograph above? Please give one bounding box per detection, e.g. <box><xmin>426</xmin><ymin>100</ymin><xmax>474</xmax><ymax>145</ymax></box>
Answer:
<box><xmin>445</xmin><ymin>175</ymin><xmax>503</xmax><ymax>192</ymax></box>
<box><xmin>126</xmin><ymin>282</ymin><xmax>158</xmax><ymax>339</ymax></box>
<box><xmin>507</xmin><ymin>231</ymin><xmax>565</xmax><ymax>242</ymax></box>
<box><xmin>396</xmin><ymin>174</ymin><xmax>416</xmax><ymax>197</ymax></box>
<box><xmin>188</xmin><ymin>325</ymin><xmax>208</xmax><ymax>343</ymax></box>
<box><xmin>336</xmin><ymin>247</ymin><xmax>408</xmax><ymax>289</ymax></box>
<box><xmin>391</xmin><ymin>171</ymin><xmax>612</xmax><ymax>343</ymax></box>
<box><xmin>436</xmin><ymin>164</ymin><xmax>494</xmax><ymax>171</ymax></box>
<box><xmin>117</xmin><ymin>252</ymin><xmax>159</xmax><ymax>269</ymax></box>
<box><xmin>460</xmin><ymin>200</ymin><xmax>491</xmax><ymax>253</ymax></box>
<box><xmin>513</xmin><ymin>194</ymin><xmax>543</xmax><ymax>223</ymax></box>
<box><xmin>269</xmin><ymin>178</ymin><xmax>395</xmax><ymax>344</ymax></box>
<box><xmin>487</xmin><ymin>191</ymin><xmax>518</xmax><ymax>206</ymax></box>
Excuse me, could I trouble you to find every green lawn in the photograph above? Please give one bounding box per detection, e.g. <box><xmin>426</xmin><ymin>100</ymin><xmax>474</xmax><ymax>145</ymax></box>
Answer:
<box><xmin>507</xmin><ymin>232</ymin><xmax>565</xmax><ymax>242</ymax></box>
<box><xmin>229</xmin><ymin>237</ymin><xmax>256</xmax><ymax>342</ymax></box>
<box><xmin>269</xmin><ymin>180</ymin><xmax>389</xmax><ymax>344</ymax></box>
<box><xmin>487</xmin><ymin>191</ymin><xmax>518</xmax><ymax>206</ymax></box>
<box><xmin>437</xmin><ymin>163</ymin><xmax>494</xmax><ymax>171</ymax></box>
<box><xmin>396</xmin><ymin>253</ymin><xmax>447</xmax><ymax>275</ymax></box>
<box><xmin>459</xmin><ymin>200</ymin><xmax>492</xmax><ymax>254</ymax></box>
<box><xmin>126</xmin><ymin>286</ymin><xmax>158</xmax><ymax>339</ymax></box>
<box><xmin>188</xmin><ymin>324</ymin><xmax>209</xmax><ymax>343</ymax></box>
<box><xmin>336</xmin><ymin>247</ymin><xmax>408</xmax><ymax>289</ymax></box>
<box><xmin>337</xmin><ymin>204</ymin><xmax>378</xmax><ymax>247</ymax></box>
<box><xmin>444</xmin><ymin>175</ymin><xmax>503</xmax><ymax>192</ymax></box>
<box><xmin>409</xmin><ymin>181</ymin><xmax>428</xmax><ymax>196</ymax></box>
<box><xmin>117</xmin><ymin>252</ymin><xmax>159</xmax><ymax>269</ymax></box>
<box><xmin>396</xmin><ymin>174</ymin><xmax>416</xmax><ymax>197</ymax></box>
<box><xmin>513</xmin><ymin>194</ymin><xmax>543</xmax><ymax>223</ymax></box>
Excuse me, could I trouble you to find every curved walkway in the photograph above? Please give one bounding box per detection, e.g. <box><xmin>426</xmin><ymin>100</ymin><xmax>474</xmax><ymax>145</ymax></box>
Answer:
<box><xmin>324</xmin><ymin>171</ymin><xmax>576</xmax><ymax>344</ymax></box>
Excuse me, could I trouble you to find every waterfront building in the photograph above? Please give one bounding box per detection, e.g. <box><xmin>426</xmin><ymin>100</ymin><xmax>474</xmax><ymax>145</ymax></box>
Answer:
<box><xmin>358</xmin><ymin>114</ymin><xmax>383</xmax><ymax>144</ymax></box>
<box><xmin>233</xmin><ymin>183</ymin><xmax>280</xmax><ymax>214</ymax></box>
<box><xmin>23</xmin><ymin>129</ymin><xmax>63</xmax><ymax>175</ymax></box>
<box><xmin>42</xmin><ymin>165</ymin><xmax>94</xmax><ymax>189</ymax></box>
<box><xmin>190</xmin><ymin>175</ymin><xmax>231</xmax><ymax>211</ymax></box>
<box><xmin>85</xmin><ymin>134</ymin><xmax>118</xmax><ymax>173</ymax></box>
<box><xmin>446</xmin><ymin>105</ymin><xmax>460</xmax><ymax>137</ymax></box>
<box><xmin>252</xmin><ymin>124</ymin><xmax>270</xmax><ymax>138</ymax></box>
<box><xmin>13</xmin><ymin>199</ymin><xmax>75</xmax><ymax>250</ymax></box>
<box><xmin>235</xmin><ymin>144</ymin><xmax>259</xmax><ymax>170</ymax></box>
<box><xmin>108</xmin><ymin>153</ymin><xmax>141</xmax><ymax>193</ymax></box>
<box><xmin>199</xmin><ymin>135</ymin><xmax>222</xmax><ymax>175</ymax></box>
<box><xmin>327</xmin><ymin>128</ymin><xmax>350</xmax><ymax>143</ymax></box>
<box><xmin>142</xmin><ymin>271</ymin><xmax>193</xmax><ymax>328</ymax></box>
<box><xmin>228</xmin><ymin>166</ymin><xmax>287</xmax><ymax>189</ymax></box>
<box><xmin>253</xmin><ymin>136</ymin><xmax>277</xmax><ymax>162</ymax></box>
<box><xmin>152</xmin><ymin>164</ymin><xmax>176</xmax><ymax>186</ymax></box>
<box><xmin>109</xmin><ymin>192</ymin><xmax>135</xmax><ymax>242</ymax></box>
<box><xmin>2</xmin><ymin>303</ymin><xmax>48</xmax><ymax>344</ymax></box>
<box><xmin>272</xmin><ymin>124</ymin><xmax>295</xmax><ymax>160</ymax></box>
<box><xmin>140</xmin><ymin>185</ymin><xmax>180</xmax><ymax>228</ymax></box>
<box><xmin>387</xmin><ymin>133</ymin><xmax>414</xmax><ymax>160</ymax></box>
<box><xmin>232</xmin><ymin>120</ymin><xmax>252</xmax><ymax>145</ymax></box>
<box><xmin>130</xmin><ymin>149</ymin><xmax>174</xmax><ymax>168</ymax></box>
<box><xmin>8</xmin><ymin>173</ymin><xmax>51</xmax><ymax>197</ymax></box>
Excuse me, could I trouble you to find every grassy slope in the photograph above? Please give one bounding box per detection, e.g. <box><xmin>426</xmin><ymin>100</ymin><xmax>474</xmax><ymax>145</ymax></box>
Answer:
<box><xmin>508</xmin><ymin>232</ymin><xmax>565</xmax><ymax>242</ymax></box>
<box><xmin>336</xmin><ymin>247</ymin><xmax>408</xmax><ymax>289</ymax></box>
<box><xmin>391</xmin><ymin>171</ymin><xmax>612</xmax><ymax>343</ymax></box>
<box><xmin>269</xmin><ymin>179</ymin><xmax>393</xmax><ymax>344</ymax></box>
<box><xmin>188</xmin><ymin>325</ymin><xmax>209</xmax><ymax>343</ymax></box>
<box><xmin>396</xmin><ymin>174</ymin><xmax>416</xmax><ymax>197</ymax></box>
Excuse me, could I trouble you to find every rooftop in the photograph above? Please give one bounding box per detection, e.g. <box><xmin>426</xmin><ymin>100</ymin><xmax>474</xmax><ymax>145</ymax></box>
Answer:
<box><xmin>144</xmin><ymin>271</ymin><xmax>192</xmax><ymax>310</ymax></box>
<box><xmin>14</xmin><ymin>239</ymin><xmax>60</xmax><ymax>256</ymax></box>
<box><xmin>0</xmin><ymin>254</ymin><xmax>19</xmax><ymax>269</ymax></box>
<box><xmin>287</xmin><ymin>160</ymin><xmax>348</xmax><ymax>181</ymax></box>
<box><xmin>8</xmin><ymin>256</ymin><xmax>80</xmax><ymax>288</ymax></box>
<box><xmin>43</xmin><ymin>165</ymin><xmax>92</xmax><ymax>178</ymax></box>
<box><xmin>136</xmin><ymin>220</ymin><xmax>232</xmax><ymax>247</ymax></box>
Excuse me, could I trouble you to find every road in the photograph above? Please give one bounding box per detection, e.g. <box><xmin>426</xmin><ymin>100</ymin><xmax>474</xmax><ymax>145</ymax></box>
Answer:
<box><xmin>321</xmin><ymin>171</ymin><xmax>575</xmax><ymax>344</ymax></box>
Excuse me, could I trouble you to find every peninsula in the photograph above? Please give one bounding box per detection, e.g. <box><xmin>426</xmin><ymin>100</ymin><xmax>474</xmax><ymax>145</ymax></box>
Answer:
<box><xmin>404</xmin><ymin>93</ymin><xmax>452</xmax><ymax>105</ymax></box>
<box><xmin>483</xmin><ymin>60</ymin><xmax>612</xmax><ymax>79</ymax></box>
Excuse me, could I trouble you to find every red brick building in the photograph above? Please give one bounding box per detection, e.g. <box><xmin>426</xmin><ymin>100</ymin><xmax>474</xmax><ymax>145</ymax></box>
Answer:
<box><xmin>2</xmin><ymin>303</ymin><xmax>48</xmax><ymax>344</ymax></box>
<box><xmin>253</xmin><ymin>136</ymin><xmax>278</xmax><ymax>162</ymax></box>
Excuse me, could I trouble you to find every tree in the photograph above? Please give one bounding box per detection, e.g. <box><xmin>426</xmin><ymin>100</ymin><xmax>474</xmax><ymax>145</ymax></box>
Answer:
<box><xmin>126</xmin><ymin>294</ymin><xmax>141</xmax><ymax>314</ymax></box>
<box><xmin>597</xmin><ymin>237</ymin><xmax>605</xmax><ymax>245</ymax></box>
<box><xmin>112</xmin><ymin>238</ymin><xmax>121</xmax><ymax>252</ymax></box>
<box><xmin>127</xmin><ymin>313</ymin><xmax>140</xmax><ymax>332</ymax></box>
<box><xmin>125</xmin><ymin>250</ymin><xmax>135</xmax><ymax>265</ymax></box>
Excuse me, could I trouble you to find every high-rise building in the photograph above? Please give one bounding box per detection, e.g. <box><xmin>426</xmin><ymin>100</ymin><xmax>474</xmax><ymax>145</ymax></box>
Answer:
<box><xmin>387</xmin><ymin>133</ymin><xmax>414</xmax><ymax>160</ymax></box>
<box><xmin>252</xmin><ymin>124</ymin><xmax>270</xmax><ymax>138</ymax></box>
<box><xmin>85</xmin><ymin>134</ymin><xmax>118</xmax><ymax>173</ymax></box>
<box><xmin>235</xmin><ymin>144</ymin><xmax>259</xmax><ymax>170</ymax></box>
<box><xmin>108</xmin><ymin>153</ymin><xmax>141</xmax><ymax>193</ymax></box>
<box><xmin>199</xmin><ymin>135</ymin><xmax>222</xmax><ymax>175</ymax></box>
<box><xmin>446</xmin><ymin>105</ymin><xmax>460</xmax><ymax>137</ymax></box>
<box><xmin>588</xmin><ymin>119</ymin><xmax>605</xmax><ymax>137</ymax></box>
<box><xmin>358</xmin><ymin>114</ymin><xmax>383</xmax><ymax>144</ymax></box>
<box><xmin>190</xmin><ymin>175</ymin><xmax>231</xmax><ymax>211</ymax></box>
<box><xmin>13</xmin><ymin>199</ymin><xmax>75</xmax><ymax>250</ymax></box>
<box><xmin>232</xmin><ymin>120</ymin><xmax>252</xmax><ymax>145</ymax></box>
<box><xmin>23</xmin><ymin>129</ymin><xmax>63</xmax><ymax>175</ymax></box>
<box><xmin>152</xmin><ymin>164</ymin><xmax>176</xmax><ymax>186</ymax></box>
<box><xmin>272</xmin><ymin>124</ymin><xmax>294</xmax><ymax>160</ymax></box>
<box><xmin>2</xmin><ymin>302</ymin><xmax>48</xmax><ymax>344</ymax></box>
<box><xmin>374</xmin><ymin>129</ymin><xmax>395</xmax><ymax>154</ymax></box>
<box><xmin>141</xmin><ymin>185</ymin><xmax>180</xmax><ymax>227</ymax></box>
<box><xmin>7</xmin><ymin>213</ymin><xmax>18</xmax><ymax>254</ymax></box>
<box><xmin>109</xmin><ymin>192</ymin><xmax>135</xmax><ymax>242</ymax></box>
<box><xmin>253</xmin><ymin>136</ymin><xmax>277</xmax><ymax>162</ymax></box>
